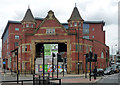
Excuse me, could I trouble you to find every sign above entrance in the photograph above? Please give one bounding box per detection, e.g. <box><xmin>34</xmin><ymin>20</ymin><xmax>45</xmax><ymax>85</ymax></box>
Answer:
<box><xmin>44</xmin><ymin>44</ymin><xmax>58</xmax><ymax>58</ymax></box>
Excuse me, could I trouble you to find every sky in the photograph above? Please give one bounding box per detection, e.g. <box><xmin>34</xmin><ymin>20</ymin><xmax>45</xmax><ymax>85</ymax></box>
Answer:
<box><xmin>0</xmin><ymin>0</ymin><xmax>119</xmax><ymax>57</ymax></box>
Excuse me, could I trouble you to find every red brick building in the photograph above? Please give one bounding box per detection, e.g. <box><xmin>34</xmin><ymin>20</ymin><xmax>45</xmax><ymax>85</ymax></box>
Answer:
<box><xmin>1</xmin><ymin>7</ymin><xmax>109</xmax><ymax>74</ymax></box>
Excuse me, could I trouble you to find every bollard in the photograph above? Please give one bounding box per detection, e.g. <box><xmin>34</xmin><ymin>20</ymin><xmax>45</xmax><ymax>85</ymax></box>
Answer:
<box><xmin>39</xmin><ymin>75</ymin><xmax>40</xmax><ymax>85</ymax></box>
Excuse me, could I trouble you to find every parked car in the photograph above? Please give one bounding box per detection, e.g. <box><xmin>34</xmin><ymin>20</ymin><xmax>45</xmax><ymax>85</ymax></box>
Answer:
<box><xmin>111</xmin><ymin>64</ymin><xmax>119</xmax><ymax>73</ymax></box>
<box><xmin>97</xmin><ymin>68</ymin><xmax>104</xmax><ymax>76</ymax></box>
<box><xmin>104</xmin><ymin>67</ymin><xmax>114</xmax><ymax>75</ymax></box>
<box><xmin>91</xmin><ymin>68</ymin><xmax>104</xmax><ymax>76</ymax></box>
<box><xmin>118</xmin><ymin>65</ymin><xmax>120</xmax><ymax>71</ymax></box>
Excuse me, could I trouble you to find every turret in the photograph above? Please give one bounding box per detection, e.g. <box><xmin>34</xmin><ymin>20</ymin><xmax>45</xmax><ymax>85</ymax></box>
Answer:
<box><xmin>21</xmin><ymin>7</ymin><xmax>36</xmax><ymax>31</ymax></box>
<box><xmin>68</xmin><ymin>6</ymin><xmax>84</xmax><ymax>29</ymax></box>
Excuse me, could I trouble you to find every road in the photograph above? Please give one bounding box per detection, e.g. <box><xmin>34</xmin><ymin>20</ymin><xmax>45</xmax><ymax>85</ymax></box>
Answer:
<box><xmin>97</xmin><ymin>73</ymin><xmax>120</xmax><ymax>84</ymax></box>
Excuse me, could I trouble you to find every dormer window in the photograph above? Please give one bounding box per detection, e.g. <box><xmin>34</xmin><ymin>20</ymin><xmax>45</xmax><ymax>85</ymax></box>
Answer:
<box><xmin>26</xmin><ymin>24</ymin><xmax>29</xmax><ymax>28</ymax></box>
<box><xmin>74</xmin><ymin>22</ymin><xmax>77</xmax><ymax>27</ymax></box>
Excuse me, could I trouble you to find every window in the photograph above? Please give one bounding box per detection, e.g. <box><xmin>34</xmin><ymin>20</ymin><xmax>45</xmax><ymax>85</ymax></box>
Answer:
<box><xmin>83</xmin><ymin>24</ymin><xmax>89</xmax><ymax>34</ymax></box>
<box><xmin>76</xmin><ymin>45</ymin><xmax>83</xmax><ymax>52</ymax></box>
<box><xmin>86</xmin><ymin>45</ymin><xmax>89</xmax><ymax>53</ymax></box>
<box><xmin>83</xmin><ymin>36</ymin><xmax>89</xmax><ymax>39</ymax></box>
<box><xmin>101</xmin><ymin>52</ymin><xmax>104</xmax><ymax>58</ymax></box>
<box><xmin>70</xmin><ymin>23</ymin><xmax>72</xmax><ymax>27</ymax></box>
<box><xmin>7</xmin><ymin>44</ymin><xmax>8</xmax><ymax>50</ymax></box>
<box><xmin>15</xmin><ymin>42</ymin><xmax>19</xmax><ymax>46</ymax></box>
<box><xmin>31</xmin><ymin>24</ymin><xmax>33</xmax><ymax>28</ymax></box>
<box><xmin>92</xmin><ymin>28</ymin><xmax>94</xmax><ymax>31</ymax></box>
<box><xmin>15</xmin><ymin>35</ymin><xmax>19</xmax><ymax>39</ymax></box>
<box><xmin>26</xmin><ymin>24</ymin><xmax>29</xmax><ymax>28</ymax></box>
<box><xmin>22</xmin><ymin>45</ymin><xmax>27</xmax><ymax>52</ymax></box>
<box><xmin>46</xmin><ymin>29</ymin><xmax>55</xmax><ymax>34</ymax></box>
<box><xmin>79</xmin><ymin>45</ymin><xmax>83</xmax><ymax>52</ymax></box>
<box><xmin>90</xmin><ymin>47</ymin><xmax>92</xmax><ymax>52</ymax></box>
<box><xmin>7</xmin><ymin>52</ymin><xmax>8</xmax><ymax>56</ymax></box>
<box><xmin>79</xmin><ymin>23</ymin><xmax>81</xmax><ymax>27</ymax></box>
<box><xmin>22</xmin><ymin>46</ymin><xmax>25</xmax><ymax>52</ymax></box>
<box><xmin>92</xmin><ymin>36</ymin><xmax>94</xmax><ymax>38</ymax></box>
<box><xmin>74</xmin><ymin>22</ymin><xmax>77</xmax><ymax>27</ymax></box>
<box><xmin>25</xmin><ymin>45</ymin><xmax>27</xmax><ymax>51</ymax></box>
<box><xmin>15</xmin><ymin>28</ymin><xmax>19</xmax><ymax>31</ymax></box>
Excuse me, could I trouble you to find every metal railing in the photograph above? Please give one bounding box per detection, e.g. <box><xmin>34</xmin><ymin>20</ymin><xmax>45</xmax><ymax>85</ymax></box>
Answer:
<box><xmin>2</xmin><ymin>74</ymin><xmax>61</xmax><ymax>85</ymax></box>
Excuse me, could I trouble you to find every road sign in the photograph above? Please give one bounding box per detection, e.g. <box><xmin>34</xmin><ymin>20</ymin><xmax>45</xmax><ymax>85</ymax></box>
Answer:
<box><xmin>3</xmin><ymin>61</ymin><xmax>6</xmax><ymax>64</ymax></box>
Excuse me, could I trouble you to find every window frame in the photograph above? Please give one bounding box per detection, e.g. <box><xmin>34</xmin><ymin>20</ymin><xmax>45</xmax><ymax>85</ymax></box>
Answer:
<box><xmin>15</xmin><ymin>35</ymin><xmax>19</xmax><ymax>39</ymax></box>
<box><xmin>25</xmin><ymin>45</ymin><xmax>27</xmax><ymax>51</ymax></box>
<box><xmin>70</xmin><ymin>23</ymin><xmax>72</xmax><ymax>27</ymax></box>
<box><xmin>83</xmin><ymin>24</ymin><xmax>89</xmax><ymax>34</ymax></box>
<box><xmin>74</xmin><ymin>22</ymin><xmax>77</xmax><ymax>27</ymax></box>
<box><xmin>15</xmin><ymin>28</ymin><xmax>19</xmax><ymax>31</ymax></box>
<box><xmin>31</xmin><ymin>24</ymin><xmax>33</xmax><ymax>28</ymax></box>
<box><xmin>46</xmin><ymin>28</ymin><xmax>55</xmax><ymax>34</ymax></box>
<box><xmin>15</xmin><ymin>42</ymin><xmax>19</xmax><ymax>47</ymax></box>
<box><xmin>22</xmin><ymin>45</ymin><xmax>25</xmax><ymax>52</ymax></box>
<box><xmin>26</xmin><ymin>24</ymin><xmax>29</xmax><ymax>28</ymax></box>
<box><xmin>101</xmin><ymin>52</ymin><xmax>104</xmax><ymax>58</ymax></box>
<box><xmin>83</xmin><ymin>36</ymin><xmax>89</xmax><ymax>39</ymax></box>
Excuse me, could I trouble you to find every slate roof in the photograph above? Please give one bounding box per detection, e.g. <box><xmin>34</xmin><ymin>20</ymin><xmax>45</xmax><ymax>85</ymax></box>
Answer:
<box><xmin>68</xmin><ymin>7</ymin><xmax>84</xmax><ymax>21</ymax></box>
<box><xmin>21</xmin><ymin>8</ymin><xmax>36</xmax><ymax>22</ymax></box>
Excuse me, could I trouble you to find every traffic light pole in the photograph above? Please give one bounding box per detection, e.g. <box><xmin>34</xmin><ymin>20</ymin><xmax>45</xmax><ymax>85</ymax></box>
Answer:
<box><xmin>52</xmin><ymin>54</ymin><xmax>54</xmax><ymax>78</ymax></box>
<box><xmin>89</xmin><ymin>52</ymin><xmax>92</xmax><ymax>81</ymax></box>
<box><xmin>16</xmin><ymin>48</ymin><xmax>19</xmax><ymax>84</ymax></box>
<box><xmin>42</xmin><ymin>46</ymin><xmax>45</xmax><ymax>82</ymax></box>
<box><xmin>63</xmin><ymin>59</ymin><xmax>64</xmax><ymax>77</ymax></box>
<box><xmin>85</xmin><ymin>56</ymin><xmax>88</xmax><ymax>78</ymax></box>
<box><xmin>57</xmin><ymin>54</ymin><xmax>58</xmax><ymax>78</ymax></box>
<box><xmin>89</xmin><ymin>60</ymin><xmax>91</xmax><ymax>81</ymax></box>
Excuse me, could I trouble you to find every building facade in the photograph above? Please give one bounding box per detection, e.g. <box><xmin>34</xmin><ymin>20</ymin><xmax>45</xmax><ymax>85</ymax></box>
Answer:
<box><xmin>1</xmin><ymin>7</ymin><xmax>109</xmax><ymax>74</ymax></box>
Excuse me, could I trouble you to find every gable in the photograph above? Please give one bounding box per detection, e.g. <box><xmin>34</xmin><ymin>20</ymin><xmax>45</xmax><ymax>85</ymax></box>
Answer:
<box><xmin>35</xmin><ymin>10</ymin><xmax>67</xmax><ymax>35</ymax></box>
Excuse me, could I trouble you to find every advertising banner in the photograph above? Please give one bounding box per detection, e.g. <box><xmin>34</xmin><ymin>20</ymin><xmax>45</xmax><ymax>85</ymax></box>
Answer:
<box><xmin>37</xmin><ymin>44</ymin><xmax>58</xmax><ymax>73</ymax></box>
<box><xmin>44</xmin><ymin>44</ymin><xmax>58</xmax><ymax>58</ymax></box>
<box><xmin>44</xmin><ymin>44</ymin><xmax>58</xmax><ymax>64</ymax></box>
<box><xmin>38</xmin><ymin>64</ymin><xmax>64</xmax><ymax>73</ymax></box>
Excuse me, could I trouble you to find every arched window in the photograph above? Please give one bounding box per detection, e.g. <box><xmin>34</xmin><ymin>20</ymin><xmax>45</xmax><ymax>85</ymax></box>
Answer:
<box><xmin>101</xmin><ymin>52</ymin><xmax>104</xmax><ymax>58</ymax></box>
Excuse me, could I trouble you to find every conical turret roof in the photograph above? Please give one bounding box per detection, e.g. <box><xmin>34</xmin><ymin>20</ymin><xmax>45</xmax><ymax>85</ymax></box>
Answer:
<box><xmin>22</xmin><ymin>8</ymin><xmax>36</xmax><ymax>22</ymax></box>
<box><xmin>68</xmin><ymin>7</ymin><xmax>84</xmax><ymax>21</ymax></box>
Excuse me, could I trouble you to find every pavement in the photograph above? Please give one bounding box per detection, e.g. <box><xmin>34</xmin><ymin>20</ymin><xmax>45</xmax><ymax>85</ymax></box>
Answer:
<box><xmin>0</xmin><ymin>69</ymin><xmax>102</xmax><ymax>84</ymax></box>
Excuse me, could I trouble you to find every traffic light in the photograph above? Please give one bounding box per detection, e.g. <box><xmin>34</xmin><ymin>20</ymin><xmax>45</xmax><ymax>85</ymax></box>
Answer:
<box><xmin>15</xmin><ymin>51</ymin><xmax>18</xmax><ymax>56</ymax></box>
<box><xmin>85</xmin><ymin>53</ymin><xmax>89</xmax><ymax>62</ymax></box>
<box><xmin>86</xmin><ymin>54</ymin><xmax>89</xmax><ymax>58</ymax></box>
<box><xmin>63</xmin><ymin>58</ymin><xmax>67</xmax><ymax>63</ymax></box>
<box><xmin>89</xmin><ymin>52</ymin><xmax>93</xmax><ymax>61</ymax></box>
<box><xmin>57</xmin><ymin>53</ymin><xmax>63</xmax><ymax>62</ymax></box>
<box><xmin>94</xmin><ymin>54</ymin><xmax>97</xmax><ymax>62</ymax></box>
<box><xmin>52</xmin><ymin>53</ymin><xmax>56</xmax><ymax>57</ymax></box>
